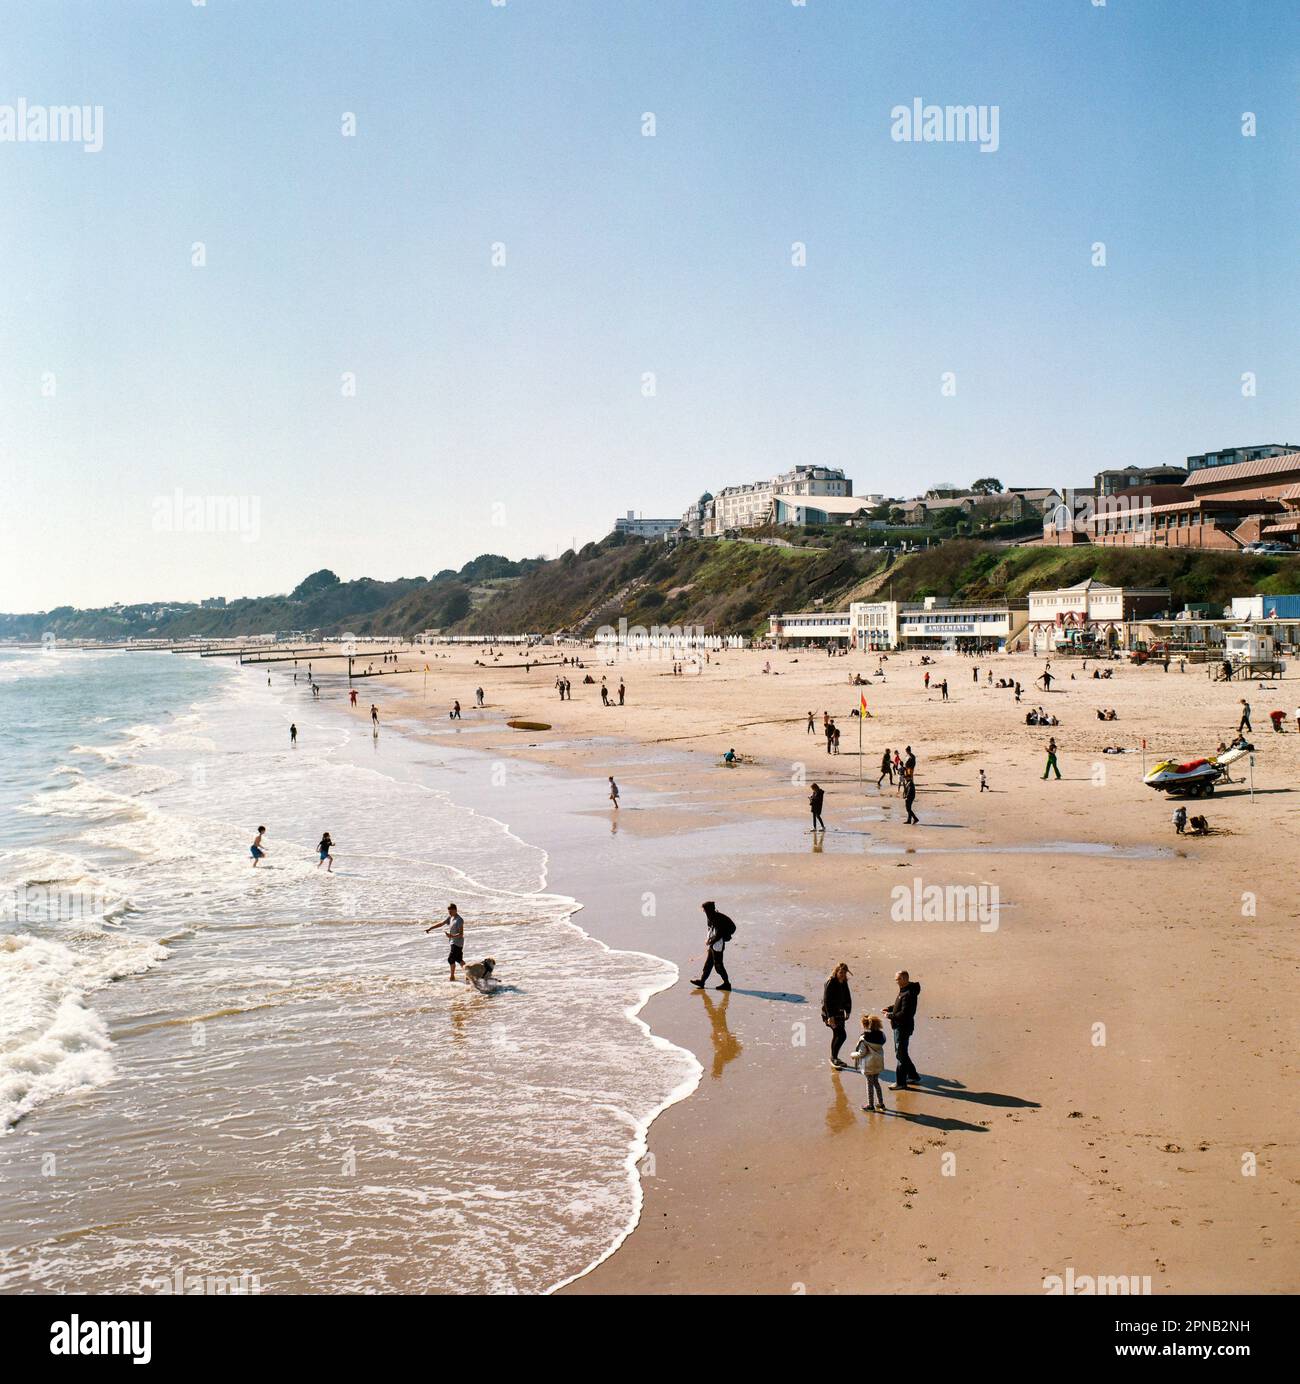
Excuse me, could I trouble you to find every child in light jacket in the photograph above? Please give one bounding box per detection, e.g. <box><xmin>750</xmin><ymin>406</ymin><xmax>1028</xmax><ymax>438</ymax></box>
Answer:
<box><xmin>851</xmin><ymin>1013</ymin><xmax>888</xmax><ymax>1112</ymax></box>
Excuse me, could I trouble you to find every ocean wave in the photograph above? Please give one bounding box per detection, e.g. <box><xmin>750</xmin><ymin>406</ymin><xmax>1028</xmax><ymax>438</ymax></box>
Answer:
<box><xmin>0</xmin><ymin>930</ymin><xmax>167</xmax><ymax>1133</ymax></box>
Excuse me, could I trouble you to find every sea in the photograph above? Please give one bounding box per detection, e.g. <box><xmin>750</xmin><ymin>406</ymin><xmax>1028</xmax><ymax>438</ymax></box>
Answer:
<box><xmin>0</xmin><ymin>648</ymin><xmax>699</xmax><ymax>1294</ymax></box>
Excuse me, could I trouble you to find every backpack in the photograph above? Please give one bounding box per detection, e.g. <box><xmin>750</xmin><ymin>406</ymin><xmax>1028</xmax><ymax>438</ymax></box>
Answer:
<box><xmin>712</xmin><ymin>914</ymin><xmax>736</xmax><ymax>942</ymax></box>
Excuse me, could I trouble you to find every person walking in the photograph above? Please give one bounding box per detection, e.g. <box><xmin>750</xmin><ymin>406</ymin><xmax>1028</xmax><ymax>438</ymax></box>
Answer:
<box><xmin>940</xmin><ymin>678</ymin><xmax>948</xmax><ymax>702</ymax></box>
<box><xmin>370</xmin><ymin>704</ymin><xmax>379</xmax><ymax>732</ymax></box>
<box><xmin>1042</xmin><ymin>736</ymin><xmax>1061</xmax><ymax>780</ymax></box>
<box><xmin>821</xmin><ymin>962</ymin><xmax>853</xmax><ymax>1069</ymax></box>
<box><xmin>608</xmin><ymin>775</ymin><xmax>620</xmax><ymax>810</ymax></box>
<box><xmin>690</xmin><ymin>901</ymin><xmax>734</xmax><ymax>991</ymax></box>
<box><xmin>476</xmin><ymin>686</ymin><xmax>484</xmax><ymax>707</ymax></box>
<box><xmin>885</xmin><ymin>970</ymin><xmax>921</xmax><ymax>1090</ymax></box>
<box><xmin>289</xmin><ymin>723</ymin><xmax>297</xmax><ymax>745</ymax></box>
<box><xmin>617</xmin><ymin>680</ymin><xmax>625</xmax><ymax>706</ymax></box>
<box><xmin>809</xmin><ymin>781</ymin><xmax>826</xmax><ymax>833</ymax></box>
<box><xmin>877</xmin><ymin>747</ymin><xmax>893</xmax><ymax>789</ymax></box>
<box><xmin>979</xmin><ymin>768</ymin><xmax>989</xmax><ymax>792</ymax></box>
<box><xmin>426</xmin><ymin>903</ymin><xmax>466</xmax><ymax>982</ymax></box>
<box><xmin>903</xmin><ymin>770</ymin><xmax>919</xmax><ymax>825</ymax></box>
<box><xmin>450</xmin><ymin>700</ymin><xmax>461</xmax><ymax>719</ymax></box>
<box><xmin>807</xmin><ymin>710</ymin><xmax>815</xmax><ymax>735</ymax></box>
<box><xmin>317</xmin><ymin>831</ymin><xmax>334</xmax><ymax>872</ymax></box>
<box><xmin>1238</xmin><ymin>699</ymin><xmax>1252</xmax><ymax>734</ymax></box>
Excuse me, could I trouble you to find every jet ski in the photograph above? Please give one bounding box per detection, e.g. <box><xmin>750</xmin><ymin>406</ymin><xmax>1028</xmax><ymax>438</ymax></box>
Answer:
<box><xmin>1144</xmin><ymin>756</ymin><xmax>1224</xmax><ymax>797</ymax></box>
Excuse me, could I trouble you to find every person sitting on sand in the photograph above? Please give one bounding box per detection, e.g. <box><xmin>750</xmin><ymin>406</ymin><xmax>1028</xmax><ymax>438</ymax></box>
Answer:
<box><xmin>723</xmin><ymin>747</ymin><xmax>737</xmax><ymax>765</ymax></box>
<box><xmin>1189</xmin><ymin>815</ymin><xmax>1210</xmax><ymax>836</ymax></box>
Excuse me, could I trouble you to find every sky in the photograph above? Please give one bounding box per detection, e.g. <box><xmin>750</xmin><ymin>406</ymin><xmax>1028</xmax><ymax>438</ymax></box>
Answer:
<box><xmin>2</xmin><ymin>0</ymin><xmax>1298</xmax><ymax>611</ymax></box>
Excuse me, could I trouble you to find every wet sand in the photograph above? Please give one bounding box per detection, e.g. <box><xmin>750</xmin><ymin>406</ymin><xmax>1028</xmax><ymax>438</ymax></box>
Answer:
<box><xmin>376</xmin><ymin>645</ymin><xmax>1298</xmax><ymax>1294</ymax></box>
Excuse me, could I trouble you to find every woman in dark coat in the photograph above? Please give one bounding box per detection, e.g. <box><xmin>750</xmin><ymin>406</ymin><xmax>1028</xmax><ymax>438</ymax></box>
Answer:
<box><xmin>822</xmin><ymin>962</ymin><xmax>853</xmax><ymax>1069</ymax></box>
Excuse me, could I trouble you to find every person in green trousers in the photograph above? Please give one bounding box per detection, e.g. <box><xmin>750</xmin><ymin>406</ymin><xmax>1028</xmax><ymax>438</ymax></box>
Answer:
<box><xmin>1043</xmin><ymin>736</ymin><xmax>1061</xmax><ymax>779</ymax></box>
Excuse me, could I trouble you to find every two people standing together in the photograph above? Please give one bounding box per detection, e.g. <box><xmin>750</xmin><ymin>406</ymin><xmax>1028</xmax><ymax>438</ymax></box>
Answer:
<box><xmin>822</xmin><ymin>964</ymin><xmax>922</xmax><ymax>1105</ymax></box>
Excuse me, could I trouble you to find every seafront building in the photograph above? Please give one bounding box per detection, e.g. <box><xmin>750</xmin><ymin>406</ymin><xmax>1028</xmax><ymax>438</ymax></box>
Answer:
<box><xmin>1185</xmin><ymin>443</ymin><xmax>1300</xmax><ymax>473</ymax></box>
<box><xmin>1045</xmin><ymin>447</ymin><xmax>1300</xmax><ymax>549</ymax></box>
<box><xmin>678</xmin><ymin>465</ymin><xmax>853</xmax><ymax>537</ymax></box>
<box><xmin>770</xmin><ymin>597</ymin><xmax>1029</xmax><ymax>651</ymax></box>
<box><xmin>1024</xmin><ymin>580</ymin><xmax>1172</xmax><ymax>654</ymax></box>
<box><xmin>614</xmin><ymin>512</ymin><xmax>678</xmax><ymax>539</ymax></box>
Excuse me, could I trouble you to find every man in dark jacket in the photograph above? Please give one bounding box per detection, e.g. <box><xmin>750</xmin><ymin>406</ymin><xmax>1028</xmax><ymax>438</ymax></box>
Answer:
<box><xmin>885</xmin><ymin>970</ymin><xmax>921</xmax><ymax>1089</ymax></box>
<box><xmin>691</xmin><ymin>901</ymin><xmax>733</xmax><ymax>991</ymax></box>
<box><xmin>821</xmin><ymin>962</ymin><xmax>853</xmax><ymax>1068</ymax></box>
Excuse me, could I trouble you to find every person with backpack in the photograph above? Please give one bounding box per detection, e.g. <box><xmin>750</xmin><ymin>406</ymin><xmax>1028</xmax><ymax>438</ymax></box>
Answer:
<box><xmin>690</xmin><ymin>901</ymin><xmax>734</xmax><ymax>991</ymax></box>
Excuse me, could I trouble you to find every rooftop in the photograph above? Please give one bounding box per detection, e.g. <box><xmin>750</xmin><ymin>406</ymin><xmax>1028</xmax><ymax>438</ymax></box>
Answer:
<box><xmin>1183</xmin><ymin>451</ymin><xmax>1300</xmax><ymax>489</ymax></box>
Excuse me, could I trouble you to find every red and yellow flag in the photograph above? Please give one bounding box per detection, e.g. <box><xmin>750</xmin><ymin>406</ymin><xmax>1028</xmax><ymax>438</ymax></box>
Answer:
<box><xmin>860</xmin><ymin>691</ymin><xmax>869</xmax><ymax>717</ymax></box>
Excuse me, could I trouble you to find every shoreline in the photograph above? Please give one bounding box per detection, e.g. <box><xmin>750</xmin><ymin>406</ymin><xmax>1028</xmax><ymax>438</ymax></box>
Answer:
<box><xmin>377</xmin><ymin>644</ymin><xmax>1298</xmax><ymax>1295</ymax></box>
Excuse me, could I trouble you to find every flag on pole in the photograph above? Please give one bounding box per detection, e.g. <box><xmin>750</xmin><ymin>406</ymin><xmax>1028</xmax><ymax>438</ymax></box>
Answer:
<box><xmin>860</xmin><ymin>691</ymin><xmax>869</xmax><ymax>718</ymax></box>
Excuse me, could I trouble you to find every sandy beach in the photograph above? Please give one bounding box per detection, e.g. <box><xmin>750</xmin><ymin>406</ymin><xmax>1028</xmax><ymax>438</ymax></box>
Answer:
<box><xmin>373</xmin><ymin>642</ymin><xmax>1299</xmax><ymax>1295</ymax></box>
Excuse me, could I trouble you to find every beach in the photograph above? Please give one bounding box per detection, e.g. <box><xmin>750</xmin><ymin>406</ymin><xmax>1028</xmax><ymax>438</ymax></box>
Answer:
<box><xmin>378</xmin><ymin>643</ymin><xmax>1299</xmax><ymax>1294</ymax></box>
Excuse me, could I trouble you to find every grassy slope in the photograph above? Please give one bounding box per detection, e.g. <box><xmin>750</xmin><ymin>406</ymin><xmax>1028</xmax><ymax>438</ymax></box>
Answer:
<box><xmin>458</xmin><ymin>538</ymin><xmax>884</xmax><ymax>638</ymax></box>
<box><xmin>9</xmin><ymin>538</ymin><xmax>1300</xmax><ymax>643</ymax></box>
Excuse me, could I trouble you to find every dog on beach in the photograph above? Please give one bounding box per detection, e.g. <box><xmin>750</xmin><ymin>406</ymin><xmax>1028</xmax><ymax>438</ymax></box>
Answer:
<box><xmin>464</xmin><ymin>958</ymin><xmax>498</xmax><ymax>993</ymax></box>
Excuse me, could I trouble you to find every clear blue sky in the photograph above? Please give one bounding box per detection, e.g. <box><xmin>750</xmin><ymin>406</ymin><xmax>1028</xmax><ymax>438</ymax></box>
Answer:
<box><xmin>2</xmin><ymin>0</ymin><xmax>1298</xmax><ymax>610</ymax></box>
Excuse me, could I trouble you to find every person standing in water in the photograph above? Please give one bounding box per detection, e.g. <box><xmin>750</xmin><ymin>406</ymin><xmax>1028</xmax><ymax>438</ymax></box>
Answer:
<box><xmin>370</xmin><ymin>704</ymin><xmax>379</xmax><ymax>733</ymax></box>
<box><xmin>809</xmin><ymin>781</ymin><xmax>826</xmax><ymax>833</ymax></box>
<box><xmin>821</xmin><ymin>962</ymin><xmax>853</xmax><ymax>1069</ymax></box>
<box><xmin>289</xmin><ymin>723</ymin><xmax>297</xmax><ymax>745</ymax></box>
<box><xmin>250</xmin><ymin>826</ymin><xmax>268</xmax><ymax>867</ymax></box>
<box><xmin>349</xmin><ymin>688</ymin><xmax>358</xmax><ymax>707</ymax></box>
<box><xmin>608</xmin><ymin>775</ymin><xmax>620</xmax><ymax>810</ymax></box>
<box><xmin>317</xmin><ymin>832</ymin><xmax>334</xmax><ymax>872</ymax></box>
<box><xmin>427</xmin><ymin>903</ymin><xmax>466</xmax><ymax>982</ymax></box>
